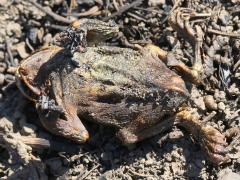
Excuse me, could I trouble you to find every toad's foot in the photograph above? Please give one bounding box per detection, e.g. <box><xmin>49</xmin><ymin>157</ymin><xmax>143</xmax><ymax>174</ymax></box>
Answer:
<box><xmin>176</xmin><ymin>110</ymin><xmax>229</xmax><ymax>164</ymax></box>
<box><xmin>200</xmin><ymin>125</ymin><xmax>229</xmax><ymax>163</ymax></box>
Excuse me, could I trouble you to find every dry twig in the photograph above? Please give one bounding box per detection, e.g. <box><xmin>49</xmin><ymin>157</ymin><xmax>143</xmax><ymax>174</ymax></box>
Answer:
<box><xmin>104</xmin><ymin>0</ymin><xmax>144</xmax><ymax>21</ymax></box>
<box><xmin>26</xmin><ymin>0</ymin><xmax>73</xmax><ymax>24</ymax></box>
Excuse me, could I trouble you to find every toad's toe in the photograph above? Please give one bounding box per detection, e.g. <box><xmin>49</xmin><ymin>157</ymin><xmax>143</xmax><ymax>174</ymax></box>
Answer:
<box><xmin>200</xmin><ymin>126</ymin><xmax>229</xmax><ymax>164</ymax></box>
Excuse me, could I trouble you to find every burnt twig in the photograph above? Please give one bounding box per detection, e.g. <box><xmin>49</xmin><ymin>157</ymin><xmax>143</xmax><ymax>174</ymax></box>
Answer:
<box><xmin>26</xmin><ymin>0</ymin><xmax>73</xmax><ymax>24</ymax></box>
<box><xmin>207</xmin><ymin>28</ymin><xmax>240</xmax><ymax>38</ymax></box>
<box><xmin>5</xmin><ymin>38</ymin><xmax>16</xmax><ymax>67</ymax></box>
<box><xmin>65</xmin><ymin>6</ymin><xmax>100</xmax><ymax>17</ymax></box>
<box><xmin>103</xmin><ymin>0</ymin><xmax>144</xmax><ymax>21</ymax></box>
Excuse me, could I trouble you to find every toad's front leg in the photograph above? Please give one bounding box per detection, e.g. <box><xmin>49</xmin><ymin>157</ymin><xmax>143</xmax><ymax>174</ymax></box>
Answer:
<box><xmin>36</xmin><ymin>98</ymin><xmax>89</xmax><ymax>143</ymax></box>
<box><xmin>176</xmin><ymin>109</ymin><xmax>229</xmax><ymax>164</ymax></box>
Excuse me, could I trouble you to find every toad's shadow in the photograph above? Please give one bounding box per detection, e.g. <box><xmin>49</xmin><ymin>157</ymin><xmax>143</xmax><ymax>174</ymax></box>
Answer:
<box><xmin>0</xmin><ymin>94</ymin><xmax>212</xmax><ymax>179</ymax></box>
<box><xmin>70</xmin><ymin>122</ymin><xmax>209</xmax><ymax>179</ymax></box>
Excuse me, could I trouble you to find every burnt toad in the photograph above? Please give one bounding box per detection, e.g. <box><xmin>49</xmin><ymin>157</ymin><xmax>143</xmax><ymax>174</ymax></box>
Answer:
<box><xmin>16</xmin><ymin>19</ymin><xmax>228</xmax><ymax>165</ymax></box>
<box><xmin>16</xmin><ymin>45</ymin><xmax>228</xmax><ymax>164</ymax></box>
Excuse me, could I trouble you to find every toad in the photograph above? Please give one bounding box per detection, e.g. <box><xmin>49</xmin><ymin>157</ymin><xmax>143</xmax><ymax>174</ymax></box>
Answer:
<box><xmin>16</xmin><ymin>19</ymin><xmax>228</xmax><ymax>164</ymax></box>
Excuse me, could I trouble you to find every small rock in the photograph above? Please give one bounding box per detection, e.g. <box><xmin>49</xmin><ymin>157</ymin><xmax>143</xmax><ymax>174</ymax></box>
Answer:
<box><xmin>165</xmin><ymin>153</ymin><xmax>172</xmax><ymax>162</ymax></box>
<box><xmin>218</xmin><ymin>102</ymin><xmax>226</xmax><ymax>111</ymax></box>
<box><xmin>204</xmin><ymin>95</ymin><xmax>218</xmax><ymax>110</ymax></box>
<box><xmin>37</xmin><ymin>28</ymin><xmax>44</xmax><ymax>43</ymax></box>
<box><xmin>0</xmin><ymin>62</ymin><xmax>7</xmax><ymax>72</ymax></box>
<box><xmin>43</xmin><ymin>33</ymin><xmax>52</xmax><ymax>45</ymax></box>
<box><xmin>0</xmin><ymin>73</ymin><xmax>4</xmax><ymax>85</ymax></box>
<box><xmin>4</xmin><ymin>74</ymin><xmax>15</xmax><ymax>83</ymax></box>
<box><xmin>0</xmin><ymin>117</ymin><xmax>13</xmax><ymax>132</ymax></box>
<box><xmin>214</xmin><ymin>90</ymin><xmax>226</xmax><ymax>102</ymax></box>
<box><xmin>190</xmin><ymin>86</ymin><xmax>206</xmax><ymax>111</ymax></box>
<box><xmin>0</xmin><ymin>0</ymin><xmax>7</xmax><ymax>6</ymax></box>
<box><xmin>21</xmin><ymin>123</ymin><xmax>37</xmax><ymax>136</ymax></box>
<box><xmin>228</xmin><ymin>83</ymin><xmax>239</xmax><ymax>96</ymax></box>
<box><xmin>7</xmin><ymin>66</ymin><xmax>17</xmax><ymax>74</ymax></box>
<box><xmin>218</xmin><ymin>168</ymin><xmax>240</xmax><ymax>180</ymax></box>
<box><xmin>145</xmin><ymin>158</ymin><xmax>154</xmax><ymax>165</ymax></box>
<box><xmin>6</xmin><ymin>22</ymin><xmax>22</xmax><ymax>38</ymax></box>
<box><xmin>0</xmin><ymin>51</ymin><xmax>4</xmax><ymax>61</ymax></box>
<box><xmin>166</xmin><ymin>35</ymin><xmax>180</xmax><ymax>48</ymax></box>
<box><xmin>148</xmin><ymin>0</ymin><xmax>166</xmax><ymax>6</ymax></box>
<box><xmin>219</xmin><ymin>10</ymin><xmax>230</xmax><ymax>26</ymax></box>
<box><xmin>15</xmin><ymin>42</ymin><xmax>29</xmax><ymax>59</ymax></box>
<box><xmin>171</xmin><ymin>162</ymin><xmax>183</xmax><ymax>175</ymax></box>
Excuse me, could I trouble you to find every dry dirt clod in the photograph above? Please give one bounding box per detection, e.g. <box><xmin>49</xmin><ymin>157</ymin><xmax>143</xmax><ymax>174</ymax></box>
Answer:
<box><xmin>204</xmin><ymin>95</ymin><xmax>218</xmax><ymax>111</ymax></box>
<box><xmin>218</xmin><ymin>168</ymin><xmax>240</xmax><ymax>180</ymax></box>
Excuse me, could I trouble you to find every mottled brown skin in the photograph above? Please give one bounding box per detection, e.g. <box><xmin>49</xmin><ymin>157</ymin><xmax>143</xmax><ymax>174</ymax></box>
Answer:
<box><xmin>16</xmin><ymin>45</ymin><xmax>228</xmax><ymax>164</ymax></box>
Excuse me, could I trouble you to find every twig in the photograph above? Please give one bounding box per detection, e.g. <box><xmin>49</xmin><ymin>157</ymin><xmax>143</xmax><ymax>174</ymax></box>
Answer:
<box><xmin>201</xmin><ymin>111</ymin><xmax>217</xmax><ymax>123</ymax></box>
<box><xmin>0</xmin><ymin>131</ymin><xmax>81</xmax><ymax>153</ymax></box>
<box><xmin>113</xmin><ymin>0</ymin><xmax>119</xmax><ymax>11</ymax></box>
<box><xmin>26</xmin><ymin>0</ymin><xmax>73</xmax><ymax>24</ymax></box>
<box><xmin>127</xmin><ymin>12</ymin><xmax>147</xmax><ymax>22</ymax></box>
<box><xmin>5</xmin><ymin>38</ymin><xmax>16</xmax><ymax>67</ymax></box>
<box><xmin>65</xmin><ymin>6</ymin><xmax>100</xmax><ymax>17</ymax></box>
<box><xmin>162</xmin><ymin>0</ymin><xmax>182</xmax><ymax>23</ymax></box>
<box><xmin>45</xmin><ymin>23</ymin><xmax>68</xmax><ymax>31</ymax></box>
<box><xmin>207</xmin><ymin>28</ymin><xmax>240</xmax><ymax>38</ymax></box>
<box><xmin>80</xmin><ymin>164</ymin><xmax>100</xmax><ymax>180</ymax></box>
<box><xmin>103</xmin><ymin>0</ymin><xmax>144</xmax><ymax>21</ymax></box>
<box><xmin>128</xmin><ymin>169</ymin><xmax>156</xmax><ymax>178</ymax></box>
<box><xmin>233</xmin><ymin>59</ymin><xmax>240</xmax><ymax>72</ymax></box>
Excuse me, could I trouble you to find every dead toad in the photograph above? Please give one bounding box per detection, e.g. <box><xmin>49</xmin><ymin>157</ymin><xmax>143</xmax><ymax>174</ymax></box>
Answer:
<box><xmin>16</xmin><ymin>18</ymin><xmax>228</xmax><ymax>164</ymax></box>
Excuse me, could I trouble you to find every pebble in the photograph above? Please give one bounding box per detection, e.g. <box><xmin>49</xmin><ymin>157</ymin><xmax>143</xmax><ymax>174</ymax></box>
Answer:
<box><xmin>15</xmin><ymin>42</ymin><xmax>29</xmax><ymax>59</ymax></box>
<box><xmin>43</xmin><ymin>33</ymin><xmax>52</xmax><ymax>45</ymax></box>
<box><xmin>4</xmin><ymin>74</ymin><xmax>15</xmax><ymax>83</ymax></box>
<box><xmin>20</xmin><ymin>123</ymin><xmax>37</xmax><ymax>136</ymax></box>
<box><xmin>0</xmin><ymin>73</ymin><xmax>4</xmax><ymax>85</ymax></box>
<box><xmin>204</xmin><ymin>95</ymin><xmax>218</xmax><ymax>110</ymax></box>
<box><xmin>7</xmin><ymin>66</ymin><xmax>17</xmax><ymax>74</ymax></box>
<box><xmin>6</xmin><ymin>22</ymin><xmax>22</xmax><ymax>38</ymax></box>
<box><xmin>0</xmin><ymin>62</ymin><xmax>7</xmax><ymax>73</ymax></box>
<box><xmin>145</xmin><ymin>158</ymin><xmax>154</xmax><ymax>165</ymax></box>
<box><xmin>218</xmin><ymin>102</ymin><xmax>226</xmax><ymax>111</ymax></box>
<box><xmin>218</xmin><ymin>168</ymin><xmax>240</xmax><ymax>180</ymax></box>
<box><xmin>0</xmin><ymin>0</ymin><xmax>7</xmax><ymax>6</ymax></box>
<box><xmin>0</xmin><ymin>117</ymin><xmax>13</xmax><ymax>132</ymax></box>
<box><xmin>28</xmin><ymin>28</ymin><xmax>38</xmax><ymax>44</ymax></box>
<box><xmin>148</xmin><ymin>0</ymin><xmax>166</xmax><ymax>6</ymax></box>
<box><xmin>0</xmin><ymin>51</ymin><xmax>4</xmax><ymax>61</ymax></box>
<box><xmin>214</xmin><ymin>90</ymin><xmax>226</xmax><ymax>102</ymax></box>
<box><xmin>219</xmin><ymin>10</ymin><xmax>230</xmax><ymax>26</ymax></box>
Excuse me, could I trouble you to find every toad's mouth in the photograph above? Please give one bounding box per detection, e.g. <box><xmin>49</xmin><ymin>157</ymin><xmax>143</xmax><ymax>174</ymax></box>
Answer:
<box><xmin>16</xmin><ymin>68</ymin><xmax>41</xmax><ymax>102</ymax></box>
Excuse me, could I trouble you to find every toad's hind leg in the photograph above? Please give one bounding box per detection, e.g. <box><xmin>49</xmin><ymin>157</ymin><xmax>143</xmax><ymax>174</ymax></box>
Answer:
<box><xmin>176</xmin><ymin>109</ymin><xmax>229</xmax><ymax>164</ymax></box>
<box><xmin>144</xmin><ymin>44</ymin><xmax>202</xmax><ymax>84</ymax></box>
<box><xmin>116</xmin><ymin>114</ymin><xmax>175</xmax><ymax>145</ymax></box>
